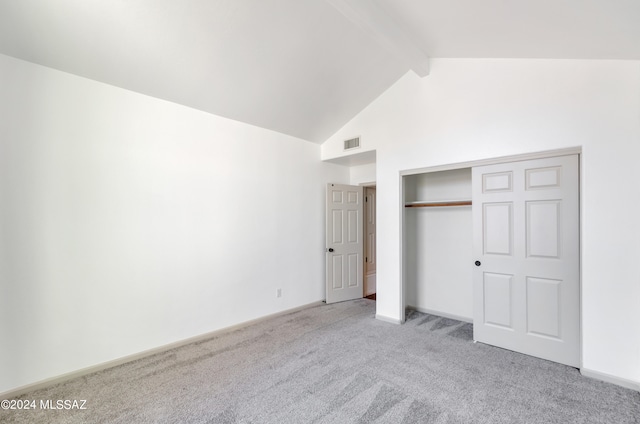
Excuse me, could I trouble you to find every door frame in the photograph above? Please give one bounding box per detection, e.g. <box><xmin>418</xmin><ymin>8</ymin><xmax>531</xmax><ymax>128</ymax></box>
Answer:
<box><xmin>399</xmin><ymin>146</ymin><xmax>582</xmax><ymax>365</ymax></box>
<box><xmin>363</xmin><ymin>185</ymin><xmax>376</xmax><ymax>297</ymax></box>
<box><xmin>325</xmin><ymin>181</ymin><xmax>377</xmax><ymax>303</ymax></box>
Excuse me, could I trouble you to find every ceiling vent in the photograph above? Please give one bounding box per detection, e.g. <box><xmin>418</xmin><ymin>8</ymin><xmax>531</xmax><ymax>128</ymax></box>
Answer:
<box><xmin>343</xmin><ymin>136</ymin><xmax>361</xmax><ymax>151</ymax></box>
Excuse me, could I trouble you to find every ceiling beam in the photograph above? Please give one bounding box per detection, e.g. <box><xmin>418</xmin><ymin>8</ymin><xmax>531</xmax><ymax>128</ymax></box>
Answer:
<box><xmin>325</xmin><ymin>0</ymin><xmax>429</xmax><ymax>77</ymax></box>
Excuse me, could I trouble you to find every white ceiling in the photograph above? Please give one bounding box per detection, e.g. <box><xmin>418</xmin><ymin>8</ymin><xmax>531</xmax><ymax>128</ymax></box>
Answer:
<box><xmin>382</xmin><ymin>0</ymin><xmax>640</xmax><ymax>59</ymax></box>
<box><xmin>1</xmin><ymin>1</ymin><xmax>638</xmax><ymax>143</ymax></box>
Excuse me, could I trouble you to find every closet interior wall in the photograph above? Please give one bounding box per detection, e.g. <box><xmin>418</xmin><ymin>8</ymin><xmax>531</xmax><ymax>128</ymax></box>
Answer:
<box><xmin>404</xmin><ymin>168</ymin><xmax>474</xmax><ymax>321</ymax></box>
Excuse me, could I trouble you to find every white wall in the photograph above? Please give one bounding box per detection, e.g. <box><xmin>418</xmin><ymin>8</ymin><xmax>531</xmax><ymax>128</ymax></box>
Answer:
<box><xmin>349</xmin><ymin>163</ymin><xmax>376</xmax><ymax>186</ymax></box>
<box><xmin>322</xmin><ymin>59</ymin><xmax>640</xmax><ymax>386</ymax></box>
<box><xmin>0</xmin><ymin>54</ymin><xmax>349</xmax><ymax>393</ymax></box>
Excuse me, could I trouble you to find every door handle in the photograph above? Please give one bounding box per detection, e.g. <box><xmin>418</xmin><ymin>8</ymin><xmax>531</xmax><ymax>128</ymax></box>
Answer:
<box><xmin>475</xmin><ymin>260</ymin><xmax>481</xmax><ymax>266</ymax></box>
<box><xmin>328</xmin><ymin>248</ymin><xmax>334</xmax><ymax>252</ymax></box>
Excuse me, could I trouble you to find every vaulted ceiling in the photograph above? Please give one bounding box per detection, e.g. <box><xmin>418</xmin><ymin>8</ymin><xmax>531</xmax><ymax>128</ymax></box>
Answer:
<box><xmin>1</xmin><ymin>1</ymin><xmax>639</xmax><ymax>143</ymax></box>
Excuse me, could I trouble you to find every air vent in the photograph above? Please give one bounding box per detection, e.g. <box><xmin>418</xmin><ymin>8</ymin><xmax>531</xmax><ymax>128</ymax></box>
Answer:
<box><xmin>343</xmin><ymin>136</ymin><xmax>360</xmax><ymax>151</ymax></box>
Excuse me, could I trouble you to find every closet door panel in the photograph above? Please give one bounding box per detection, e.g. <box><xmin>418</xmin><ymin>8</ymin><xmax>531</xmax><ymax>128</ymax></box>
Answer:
<box><xmin>483</xmin><ymin>202</ymin><xmax>513</xmax><ymax>256</ymax></box>
<box><xmin>482</xmin><ymin>272</ymin><xmax>514</xmax><ymax>329</ymax></box>
<box><xmin>526</xmin><ymin>200</ymin><xmax>561</xmax><ymax>259</ymax></box>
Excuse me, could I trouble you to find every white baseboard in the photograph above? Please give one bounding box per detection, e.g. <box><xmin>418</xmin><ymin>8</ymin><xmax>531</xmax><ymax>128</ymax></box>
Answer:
<box><xmin>580</xmin><ymin>368</ymin><xmax>640</xmax><ymax>392</ymax></box>
<box><xmin>375</xmin><ymin>314</ymin><xmax>404</xmax><ymax>325</ymax></box>
<box><xmin>0</xmin><ymin>301</ymin><xmax>324</xmax><ymax>400</ymax></box>
<box><xmin>406</xmin><ymin>305</ymin><xmax>473</xmax><ymax>323</ymax></box>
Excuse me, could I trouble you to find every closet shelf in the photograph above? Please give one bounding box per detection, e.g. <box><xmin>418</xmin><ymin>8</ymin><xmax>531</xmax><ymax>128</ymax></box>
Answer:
<box><xmin>405</xmin><ymin>200</ymin><xmax>472</xmax><ymax>208</ymax></box>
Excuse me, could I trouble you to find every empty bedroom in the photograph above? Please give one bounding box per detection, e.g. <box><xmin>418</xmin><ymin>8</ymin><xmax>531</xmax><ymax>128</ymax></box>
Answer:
<box><xmin>1</xmin><ymin>1</ymin><xmax>639</xmax><ymax>423</ymax></box>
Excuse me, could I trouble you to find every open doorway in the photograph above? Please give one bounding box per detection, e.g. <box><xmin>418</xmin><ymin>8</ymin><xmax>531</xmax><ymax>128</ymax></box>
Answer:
<box><xmin>325</xmin><ymin>182</ymin><xmax>376</xmax><ymax>304</ymax></box>
<box><xmin>322</xmin><ymin>150</ymin><xmax>377</xmax><ymax>303</ymax></box>
<box><xmin>364</xmin><ymin>186</ymin><xmax>376</xmax><ymax>300</ymax></box>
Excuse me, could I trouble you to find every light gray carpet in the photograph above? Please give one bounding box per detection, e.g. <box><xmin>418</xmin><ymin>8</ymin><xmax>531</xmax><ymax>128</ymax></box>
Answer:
<box><xmin>2</xmin><ymin>299</ymin><xmax>639</xmax><ymax>423</ymax></box>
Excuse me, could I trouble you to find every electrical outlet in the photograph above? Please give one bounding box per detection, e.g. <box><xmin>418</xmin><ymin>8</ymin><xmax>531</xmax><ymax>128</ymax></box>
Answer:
<box><xmin>276</xmin><ymin>288</ymin><xmax>282</xmax><ymax>298</ymax></box>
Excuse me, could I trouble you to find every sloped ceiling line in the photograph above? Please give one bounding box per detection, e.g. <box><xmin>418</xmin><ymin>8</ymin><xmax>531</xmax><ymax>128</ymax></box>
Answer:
<box><xmin>324</xmin><ymin>0</ymin><xmax>430</xmax><ymax>77</ymax></box>
<box><xmin>2</xmin><ymin>1</ymin><xmax>639</xmax><ymax>144</ymax></box>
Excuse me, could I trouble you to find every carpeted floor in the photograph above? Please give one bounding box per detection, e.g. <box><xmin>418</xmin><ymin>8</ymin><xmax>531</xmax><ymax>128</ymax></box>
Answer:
<box><xmin>2</xmin><ymin>299</ymin><xmax>639</xmax><ymax>423</ymax></box>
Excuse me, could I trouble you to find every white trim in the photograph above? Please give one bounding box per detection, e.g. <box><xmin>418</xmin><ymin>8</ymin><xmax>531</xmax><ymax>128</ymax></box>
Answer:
<box><xmin>578</xmin><ymin>153</ymin><xmax>584</xmax><ymax>369</ymax></box>
<box><xmin>580</xmin><ymin>368</ymin><xmax>640</xmax><ymax>392</ymax></box>
<box><xmin>400</xmin><ymin>147</ymin><xmax>582</xmax><ymax>177</ymax></box>
<box><xmin>399</xmin><ymin>170</ymin><xmax>406</xmax><ymax>322</ymax></box>
<box><xmin>375</xmin><ymin>313</ymin><xmax>404</xmax><ymax>325</ymax></box>
<box><xmin>0</xmin><ymin>301</ymin><xmax>324</xmax><ymax>400</ymax></box>
<box><xmin>407</xmin><ymin>306</ymin><xmax>473</xmax><ymax>323</ymax></box>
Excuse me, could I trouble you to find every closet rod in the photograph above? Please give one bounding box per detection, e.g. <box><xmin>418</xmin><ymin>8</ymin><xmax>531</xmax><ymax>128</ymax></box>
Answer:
<box><xmin>405</xmin><ymin>200</ymin><xmax>472</xmax><ymax>208</ymax></box>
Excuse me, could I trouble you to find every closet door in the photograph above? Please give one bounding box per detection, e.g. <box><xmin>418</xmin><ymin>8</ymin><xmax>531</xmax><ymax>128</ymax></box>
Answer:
<box><xmin>472</xmin><ymin>155</ymin><xmax>579</xmax><ymax>367</ymax></box>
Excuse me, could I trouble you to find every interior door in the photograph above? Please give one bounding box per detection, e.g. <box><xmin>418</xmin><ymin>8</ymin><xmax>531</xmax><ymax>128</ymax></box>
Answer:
<box><xmin>326</xmin><ymin>184</ymin><xmax>364</xmax><ymax>304</ymax></box>
<box><xmin>472</xmin><ymin>155</ymin><xmax>579</xmax><ymax>367</ymax></box>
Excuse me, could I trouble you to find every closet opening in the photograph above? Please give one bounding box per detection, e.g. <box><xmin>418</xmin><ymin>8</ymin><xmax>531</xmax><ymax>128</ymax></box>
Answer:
<box><xmin>403</xmin><ymin>167</ymin><xmax>474</xmax><ymax>322</ymax></box>
<box><xmin>399</xmin><ymin>147</ymin><xmax>582</xmax><ymax>367</ymax></box>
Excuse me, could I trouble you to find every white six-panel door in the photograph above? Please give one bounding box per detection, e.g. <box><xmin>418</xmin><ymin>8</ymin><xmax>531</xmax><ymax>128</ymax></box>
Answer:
<box><xmin>326</xmin><ymin>184</ymin><xmax>364</xmax><ymax>304</ymax></box>
<box><xmin>472</xmin><ymin>155</ymin><xmax>580</xmax><ymax>367</ymax></box>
